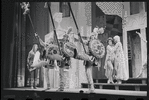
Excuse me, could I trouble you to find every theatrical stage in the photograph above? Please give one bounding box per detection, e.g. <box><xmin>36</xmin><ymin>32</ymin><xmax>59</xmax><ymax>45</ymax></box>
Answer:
<box><xmin>2</xmin><ymin>2</ymin><xmax>148</xmax><ymax>100</ymax></box>
<box><xmin>2</xmin><ymin>87</ymin><xmax>147</xmax><ymax>100</ymax></box>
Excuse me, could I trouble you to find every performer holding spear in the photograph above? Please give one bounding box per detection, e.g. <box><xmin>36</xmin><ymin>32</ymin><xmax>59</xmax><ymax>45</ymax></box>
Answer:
<box><xmin>44</xmin><ymin>2</ymin><xmax>74</xmax><ymax>91</ymax></box>
<box><xmin>68</xmin><ymin>2</ymin><xmax>105</xmax><ymax>93</ymax></box>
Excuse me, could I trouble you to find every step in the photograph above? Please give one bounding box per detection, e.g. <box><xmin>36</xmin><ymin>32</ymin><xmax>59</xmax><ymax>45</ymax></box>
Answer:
<box><xmin>93</xmin><ymin>78</ymin><xmax>147</xmax><ymax>84</ymax></box>
<box><xmin>125</xmin><ymin>78</ymin><xmax>147</xmax><ymax>84</ymax></box>
<box><xmin>81</xmin><ymin>83</ymin><xmax>147</xmax><ymax>91</ymax></box>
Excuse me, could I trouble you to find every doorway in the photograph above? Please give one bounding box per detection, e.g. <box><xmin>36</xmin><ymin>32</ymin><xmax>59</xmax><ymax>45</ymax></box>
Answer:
<box><xmin>127</xmin><ymin>29</ymin><xmax>142</xmax><ymax>78</ymax></box>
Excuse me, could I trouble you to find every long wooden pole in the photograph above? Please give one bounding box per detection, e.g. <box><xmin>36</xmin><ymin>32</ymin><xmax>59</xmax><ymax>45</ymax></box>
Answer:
<box><xmin>68</xmin><ymin>2</ymin><xmax>87</xmax><ymax>53</ymax></box>
<box><xmin>46</xmin><ymin>2</ymin><xmax>62</xmax><ymax>55</ymax></box>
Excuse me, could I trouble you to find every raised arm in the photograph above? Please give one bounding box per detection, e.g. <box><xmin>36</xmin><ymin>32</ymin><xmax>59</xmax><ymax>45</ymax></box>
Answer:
<box><xmin>113</xmin><ymin>42</ymin><xmax>121</xmax><ymax>52</ymax></box>
<box><xmin>35</xmin><ymin>33</ymin><xmax>46</xmax><ymax>47</ymax></box>
<box><xmin>72</xmin><ymin>34</ymin><xmax>89</xmax><ymax>44</ymax></box>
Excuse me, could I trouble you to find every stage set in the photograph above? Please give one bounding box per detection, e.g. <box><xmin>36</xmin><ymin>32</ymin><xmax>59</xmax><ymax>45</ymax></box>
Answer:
<box><xmin>1</xmin><ymin>2</ymin><xmax>148</xmax><ymax>100</ymax></box>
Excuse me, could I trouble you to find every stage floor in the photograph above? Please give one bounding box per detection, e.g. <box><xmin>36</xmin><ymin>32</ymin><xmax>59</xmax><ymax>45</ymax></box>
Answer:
<box><xmin>3</xmin><ymin>87</ymin><xmax>147</xmax><ymax>97</ymax></box>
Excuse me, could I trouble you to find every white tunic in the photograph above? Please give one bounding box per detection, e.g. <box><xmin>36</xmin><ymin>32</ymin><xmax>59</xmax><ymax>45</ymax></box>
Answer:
<box><xmin>32</xmin><ymin>51</ymin><xmax>40</xmax><ymax>66</ymax></box>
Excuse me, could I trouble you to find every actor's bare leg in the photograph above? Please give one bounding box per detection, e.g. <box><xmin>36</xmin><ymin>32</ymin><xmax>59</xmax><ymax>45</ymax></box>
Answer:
<box><xmin>85</xmin><ymin>64</ymin><xmax>94</xmax><ymax>93</ymax></box>
<box><xmin>107</xmin><ymin>61</ymin><xmax>114</xmax><ymax>84</ymax></box>
<box><xmin>30</xmin><ymin>60</ymin><xmax>50</xmax><ymax>71</ymax></box>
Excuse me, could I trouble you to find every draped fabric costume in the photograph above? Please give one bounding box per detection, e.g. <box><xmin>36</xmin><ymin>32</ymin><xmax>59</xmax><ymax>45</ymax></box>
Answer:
<box><xmin>114</xmin><ymin>36</ymin><xmax>129</xmax><ymax>81</ymax></box>
<box><xmin>27</xmin><ymin>50</ymin><xmax>38</xmax><ymax>87</ymax></box>
<box><xmin>104</xmin><ymin>45</ymin><xmax>115</xmax><ymax>79</ymax></box>
<box><xmin>27</xmin><ymin>50</ymin><xmax>35</xmax><ymax>69</ymax></box>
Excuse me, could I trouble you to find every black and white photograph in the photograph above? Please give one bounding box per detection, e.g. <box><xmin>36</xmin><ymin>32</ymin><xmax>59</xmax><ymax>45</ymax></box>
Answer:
<box><xmin>1</xmin><ymin>1</ymin><xmax>148</xmax><ymax>100</ymax></box>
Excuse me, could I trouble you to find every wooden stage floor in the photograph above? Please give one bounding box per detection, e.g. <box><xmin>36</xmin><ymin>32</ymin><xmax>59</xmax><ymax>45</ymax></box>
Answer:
<box><xmin>3</xmin><ymin>87</ymin><xmax>147</xmax><ymax>96</ymax></box>
<box><xmin>2</xmin><ymin>87</ymin><xmax>148</xmax><ymax>100</ymax></box>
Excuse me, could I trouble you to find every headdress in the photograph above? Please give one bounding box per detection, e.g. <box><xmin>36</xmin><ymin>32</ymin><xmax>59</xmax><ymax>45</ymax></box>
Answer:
<box><xmin>107</xmin><ymin>37</ymin><xmax>113</xmax><ymax>43</ymax></box>
<box><xmin>113</xmin><ymin>35</ymin><xmax>120</xmax><ymax>42</ymax></box>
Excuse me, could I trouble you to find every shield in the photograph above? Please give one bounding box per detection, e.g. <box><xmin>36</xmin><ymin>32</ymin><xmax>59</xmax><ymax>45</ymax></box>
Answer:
<box><xmin>46</xmin><ymin>44</ymin><xmax>63</xmax><ymax>61</ymax></box>
<box><xmin>89</xmin><ymin>39</ymin><xmax>105</xmax><ymax>58</ymax></box>
<box><xmin>63</xmin><ymin>42</ymin><xmax>77</xmax><ymax>57</ymax></box>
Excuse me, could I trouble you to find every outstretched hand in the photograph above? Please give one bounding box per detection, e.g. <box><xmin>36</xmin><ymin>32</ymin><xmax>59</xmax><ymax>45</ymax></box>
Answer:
<box><xmin>136</xmin><ymin>31</ymin><xmax>147</xmax><ymax>43</ymax></box>
<box><xmin>35</xmin><ymin>33</ymin><xmax>38</xmax><ymax>37</ymax></box>
<box><xmin>136</xmin><ymin>31</ymin><xmax>140</xmax><ymax>35</ymax></box>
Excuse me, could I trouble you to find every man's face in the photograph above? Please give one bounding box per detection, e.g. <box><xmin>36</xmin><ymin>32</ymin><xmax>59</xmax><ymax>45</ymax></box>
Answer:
<box><xmin>34</xmin><ymin>44</ymin><xmax>38</xmax><ymax>51</ymax></box>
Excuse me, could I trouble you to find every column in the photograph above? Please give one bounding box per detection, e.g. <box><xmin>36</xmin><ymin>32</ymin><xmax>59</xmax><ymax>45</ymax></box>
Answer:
<box><xmin>140</xmin><ymin>28</ymin><xmax>147</xmax><ymax>78</ymax></box>
<box><xmin>122</xmin><ymin>10</ymin><xmax>129</xmax><ymax>78</ymax></box>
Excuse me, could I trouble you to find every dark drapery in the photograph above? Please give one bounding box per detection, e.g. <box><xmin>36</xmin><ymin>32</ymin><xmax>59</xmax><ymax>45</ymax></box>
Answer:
<box><xmin>9</xmin><ymin>2</ymin><xmax>26</xmax><ymax>88</ymax></box>
<box><xmin>1</xmin><ymin>2</ymin><xmax>26</xmax><ymax>88</ymax></box>
<box><xmin>2</xmin><ymin>1</ymin><xmax>15</xmax><ymax>88</ymax></box>
<box><xmin>2</xmin><ymin>2</ymin><xmax>49</xmax><ymax>88</ymax></box>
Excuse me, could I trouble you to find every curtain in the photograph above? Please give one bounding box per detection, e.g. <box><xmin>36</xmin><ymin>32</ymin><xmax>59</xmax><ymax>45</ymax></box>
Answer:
<box><xmin>2</xmin><ymin>2</ymin><xmax>49</xmax><ymax>88</ymax></box>
<box><xmin>4</xmin><ymin>2</ymin><xmax>26</xmax><ymax>88</ymax></box>
<box><xmin>2</xmin><ymin>1</ymin><xmax>15</xmax><ymax>88</ymax></box>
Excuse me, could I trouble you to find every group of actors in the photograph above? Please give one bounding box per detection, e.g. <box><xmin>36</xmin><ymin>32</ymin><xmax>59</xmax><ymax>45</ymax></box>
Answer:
<box><xmin>27</xmin><ymin>12</ymin><xmax>128</xmax><ymax>93</ymax></box>
<box><xmin>104</xmin><ymin>36</ymin><xmax>128</xmax><ymax>84</ymax></box>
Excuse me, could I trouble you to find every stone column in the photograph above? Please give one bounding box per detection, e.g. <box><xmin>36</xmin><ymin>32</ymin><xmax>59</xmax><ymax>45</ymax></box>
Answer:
<box><xmin>140</xmin><ymin>28</ymin><xmax>147</xmax><ymax>78</ymax></box>
<box><xmin>122</xmin><ymin>10</ymin><xmax>129</xmax><ymax>78</ymax></box>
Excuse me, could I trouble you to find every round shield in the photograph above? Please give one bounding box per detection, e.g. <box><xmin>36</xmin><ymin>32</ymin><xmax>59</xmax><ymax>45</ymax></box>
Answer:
<box><xmin>46</xmin><ymin>44</ymin><xmax>60</xmax><ymax>55</ymax></box>
<box><xmin>63</xmin><ymin>42</ymin><xmax>77</xmax><ymax>57</ymax></box>
<box><xmin>46</xmin><ymin>44</ymin><xmax>63</xmax><ymax>61</ymax></box>
<box><xmin>89</xmin><ymin>39</ymin><xmax>105</xmax><ymax>58</ymax></box>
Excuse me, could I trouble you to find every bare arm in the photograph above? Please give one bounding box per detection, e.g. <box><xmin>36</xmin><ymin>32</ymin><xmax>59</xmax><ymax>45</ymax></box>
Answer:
<box><xmin>35</xmin><ymin>33</ymin><xmax>46</xmax><ymax>47</ymax></box>
<box><xmin>113</xmin><ymin>42</ymin><xmax>120</xmax><ymax>52</ymax></box>
<box><xmin>104</xmin><ymin>46</ymin><xmax>108</xmax><ymax>68</ymax></box>
<box><xmin>136</xmin><ymin>31</ymin><xmax>147</xmax><ymax>43</ymax></box>
<box><xmin>39</xmin><ymin>37</ymin><xmax>46</xmax><ymax>47</ymax></box>
<box><xmin>105</xmin><ymin>46</ymin><xmax>110</xmax><ymax>61</ymax></box>
<box><xmin>73</xmin><ymin>35</ymin><xmax>89</xmax><ymax>45</ymax></box>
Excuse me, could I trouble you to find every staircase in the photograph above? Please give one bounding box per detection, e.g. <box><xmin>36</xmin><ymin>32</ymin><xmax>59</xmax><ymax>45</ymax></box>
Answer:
<box><xmin>81</xmin><ymin>78</ymin><xmax>147</xmax><ymax>91</ymax></box>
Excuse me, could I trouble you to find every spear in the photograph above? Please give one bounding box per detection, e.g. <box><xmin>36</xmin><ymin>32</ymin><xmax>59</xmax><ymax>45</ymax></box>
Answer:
<box><xmin>45</xmin><ymin>2</ymin><xmax>62</xmax><ymax>55</ymax></box>
<box><xmin>68</xmin><ymin>2</ymin><xmax>87</xmax><ymax>54</ymax></box>
<box><xmin>20</xmin><ymin>2</ymin><xmax>36</xmax><ymax>34</ymax></box>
